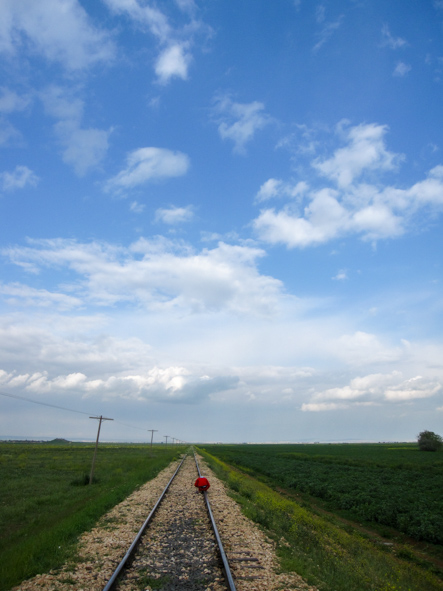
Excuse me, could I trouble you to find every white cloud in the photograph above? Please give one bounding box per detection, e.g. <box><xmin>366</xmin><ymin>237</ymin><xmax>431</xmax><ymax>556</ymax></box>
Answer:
<box><xmin>302</xmin><ymin>372</ymin><xmax>442</xmax><ymax>411</ymax></box>
<box><xmin>55</xmin><ymin>122</ymin><xmax>110</xmax><ymax>177</ymax></box>
<box><xmin>0</xmin><ymin>87</ymin><xmax>30</xmax><ymax>113</ymax></box>
<box><xmin>255</xmin><ymin>179</ymin><xmax>308</xmax><ymax>202</ymax></box>
<box><xmin>130</xmin><ymin>201</ymin><xmax>145</xmax><ymax>213</ymax></box>
<box><xmin>254</xmin><ymin>121</ymin><xmax>443</xmax><ymax>248</ymax></box>
<box><xmin>313</xmin><ymin>122</ymin><xmax>401</xmax><ymax>188</ymax></box>
<box><xmin>0</xmin><ymin>118</ymin><xmax>22</xmax><ymax>146</ymax></box>
<box><xmin>213</xmin><ymin>96</ymin><xmax>272</xmax><ymax>154</ymax></box>
<box><xmin>393</xmin><ymin>62</ymin><xmax>411</xmax><ymax>77</ymax></box>
<box><xmin>102</xmin><ymin>0</ymin><xmax>209</xmax><ymax>84</ymax></box>
<box><xmin>313</xmin><ymin>13</ymin><xmax>343</xmax><ymax>53</ymax></box>
<box><xmin>0</xmin><ymin>165</ymin><xmax>39</xmax><ymax>191</ymax></box>
<box><xmin>0</xmin><ymin>0</ymin><xmax>114</xmax><ymax>70</ymax></box>
<box><xmin>41</xmin><ymin>86</ymin><xmax>110</xmax><ymax>176</ymax></box>
<box><xmin>332</xmin><ymin>269</ymin><xmax>347</xmax><ymax>281</ymax></box>
<box><xmin>3</xmin><ymin>238</ymin><xmax>283</xmax><ymax>315</ymax></box>
<box><xmin>175</xmin><ymin>0</ymin><xmax>197</xmax><ymax>13</ymax></box>
<box><xmin>0</xmin><ymin>283</ymin><xmax>81</xmax><ymax>310</ymax></box>
<box><xmin>102</xmin><ymin>0</ymin><xmax>172</xmax><ymax>42</ymax></box>
<box><xmin>316</xmin><ymin>5</ymin><xmax>326</xmax><ymax>24</ymax></box>
<box><xmin>105</xmin><ymin>147</ymin><xmax>190</xmax><ymax>192</ymax></box>
<box><xmin>155</xmin><ymin>43</ymin><xmax>192</xmax><ymax>84</ymax></box>
<box><xmin>302</xmin><ymin>402</ymin><xmax>348</xmax><ymax>412</ymax></box>
<box><xmin>381</xmin><ymin>24</ymin><xmax>407</xmax><ymax>50</ymax></box>
<box><xmin>336</xmin><ymin>331</ymin><xmax>404</xmax><ymax>365</ymax></box>
<box><xmin>155</xmin><ymin>205</ymin><xmax>194</xmax><ymax>224</ymax></box>
<box><xmin>41</xmin><ymin>85</ymin><xmax>83</xmax><ymax>122</ymax></box>
<box><xmin>385</xmin><ymin>377</ymin><xmax>442</xmax><ymax>401</ymax></box>
<box><xmin>254</xmin><ymin>188</ymin><xmax>349</xmax><ymax>248</ymax></box>
<box><xmin>0</xmin><ymin>365</ymin><xmax>238</xmax><ymax>405</ymax></box>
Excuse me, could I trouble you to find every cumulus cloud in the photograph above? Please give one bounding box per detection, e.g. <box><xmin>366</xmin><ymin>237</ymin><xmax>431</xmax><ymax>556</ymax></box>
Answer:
<box><xmin>155</xmin><ymin>205</ymin><xmax>194</xmax><ymax>224</ymax></box>
<box><xmin>253</xmin><ymin>122</ymin><xmax>443</xmax><ymax>248</ymax></box>
<box><xmin>105</xmin><ymin>148</ymin><xmax>190</xmax><ymax>193</ymax></box>
<box><xmin>0</xmin><ymin>366</ymin><xmax>239</xmax><ymax>405</ymax></box>
<box><xmin>0</xmin><ymin>0</ymin><xmax>114</xmax><ymax>70</ymax></box>
<box><xmin>393</xmin><ymin>62</ymin><xmax>411</xmax><ymax>77</ymax></box>
<box><xmin>155</xmin><ymin>43</ymin><xmax>192</xmax><ymax>84</ymax></box>
<box><xmin>302</xmin><ymin>372</ymin><xmax>442</xmax><ymax>411</ymax></box>
<box><xmin>41</xmin><ymin>86</ymin><xmax>110</xmax><ymax>176</ymax></box>
<box><xmin>255</xmin><ymin>179</ymin><xmax>308</xmax><ymax>202</ymax></box>
<box><xmin>384</xmin><ymin>379</ymin><xmax>441</xmax><ymax>401</ymax></box>
<box><xmin>0</xmin><ymin>165</ymin><xmax>39</xmax><ymax>191</ymax></box>
<box><xmin>213</xmin><ymin>95</ymin><xmax>272</xmax><ymax>154</ymax></box>
<box><xmin>254</xmin><ymin>188</ymin><xmax>349</xmax><ymax>248</ymax></box>
<box><xmin>313</xmin><ymin>122</ymin><xmax>401</xmax><ymax>188</ymax></box>
<box><xmin>102</xmin><ymin>0</ymin><xmax>209</xmax><ymax>84</ymax></box>
<box><xmin>3</xmin><ymin>237</ymin><xmax>283</xmax><ymax>315</ymax></box>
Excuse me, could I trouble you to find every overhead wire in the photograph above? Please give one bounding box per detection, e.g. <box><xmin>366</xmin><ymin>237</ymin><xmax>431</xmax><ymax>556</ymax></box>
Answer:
<box><xmin>0</xmin><ymin>389</ymin><xmax>93</xmax><ymax>416</ymax></box>
<box><xmin>0</xmin><ymin>389</ymin><xmax>173</xmax><ymax>440</ymax></box>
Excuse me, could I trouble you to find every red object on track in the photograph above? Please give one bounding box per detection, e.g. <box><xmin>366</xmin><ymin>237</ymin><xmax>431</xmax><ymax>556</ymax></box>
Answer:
<box><xmin>194</xmin><ymin>476</ymin><xmax>210</xmax><ymax>492</ymax></box>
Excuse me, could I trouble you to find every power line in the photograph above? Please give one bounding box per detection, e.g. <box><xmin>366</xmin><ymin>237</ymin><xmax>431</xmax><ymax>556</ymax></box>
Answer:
<box><xmin>113</xmin><ymin>419</ymin><xmax>150</xmax><ymax>432</ymax></box>
<box><xmin>0</xmin><ymin>389</ymin><xmax>92</xmax><ymax>416</ymax></box>
<box><xmin>0</xmin><ymin>389</ymin><xmax>168</xmax><ymax>442</ymax></box>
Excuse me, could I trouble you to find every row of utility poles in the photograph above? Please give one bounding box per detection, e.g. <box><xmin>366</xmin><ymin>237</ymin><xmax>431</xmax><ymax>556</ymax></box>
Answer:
<box><xmin>88</xmin><ymin>415</ymin><xmax>185</xmax><ymax>485</ymax></box>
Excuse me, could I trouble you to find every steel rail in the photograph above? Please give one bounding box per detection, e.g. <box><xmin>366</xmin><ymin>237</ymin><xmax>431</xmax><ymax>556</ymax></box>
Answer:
<box><xmin>102</xmin><ymin>453</ymin><xmax>187</xmax><ymax>591</ymax></box>
<box><xmin>194</xmin><ymin>451</ymin><xmax>237</xmax><ymax>591</ymax></box>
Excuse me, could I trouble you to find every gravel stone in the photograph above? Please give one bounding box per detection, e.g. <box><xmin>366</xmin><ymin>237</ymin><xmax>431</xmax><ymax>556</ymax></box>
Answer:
<box><xmin>13</xmin><ymin>453</ymin><xmax>317</xmax><ymax>591</ymax></box>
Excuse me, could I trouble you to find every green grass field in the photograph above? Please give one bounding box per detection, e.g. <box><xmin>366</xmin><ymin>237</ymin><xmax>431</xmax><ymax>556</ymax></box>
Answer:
<box><xmin>2</xmin><ymin>441</ymin><xmax>442</xmax><ymax>591</ymax></box>
<box><xmin>199</xmin><ymin>443</ymin><xmax>443</xmax><ymax>591</ymax></box>
<box><xmin>0</xmin><ymin>442</ymin><xmax>183</xmax><ymax>591</ymax></box>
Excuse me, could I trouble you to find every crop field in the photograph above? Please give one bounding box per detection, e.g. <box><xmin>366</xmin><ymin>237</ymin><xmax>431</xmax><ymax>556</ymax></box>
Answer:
<box><xmin>201</xmin><ymin>443</ymin><xmax>443</xmax><ymax>544</ymax></box>
<box><xmin>2</xmin><ymin>441</ymin><xmax>442</xmax><ymax>591</ymax></box>
<box><xmin>199</xmin><ymin>444</ymin><xmax>443</xmax><ymax>591</ymax></box>
<box><xmin>0</xmin><ymin>442</ymin><xmax>183</xmax><ymax>591</ymax></box>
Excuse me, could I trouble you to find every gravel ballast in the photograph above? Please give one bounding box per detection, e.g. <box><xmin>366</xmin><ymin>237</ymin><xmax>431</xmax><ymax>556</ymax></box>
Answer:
<box><xmin>14</xmin><ymin>453</ymin><xmax>317</xmax><ymax>591</ymax></box>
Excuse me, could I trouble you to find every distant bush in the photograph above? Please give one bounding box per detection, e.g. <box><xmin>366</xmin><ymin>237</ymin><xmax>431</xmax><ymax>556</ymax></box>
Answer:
<box><xmin>417</xmin><ymin>430</ymin><xmax>442</xmax><ymax>452</ymax></box>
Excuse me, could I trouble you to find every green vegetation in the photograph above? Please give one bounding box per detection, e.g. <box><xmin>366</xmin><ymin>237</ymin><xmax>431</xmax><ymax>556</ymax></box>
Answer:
<box><xmin>418</xmin><ymin>430</ymin><xmax>443</xmax><ymax>452</ymax></box>
<box><xmin>0</xmin><ymin>442</ymin><xmax>183</xmax><ymax>591</ymax></box>
<box><xmin>201</xmin><ymin>443</ymin><xmax>443</xmax><ymax>544</ymax></box>
<box><xmin>199</xmin><ymin>446</ymin><xmax>443</xmax><ymax>591</ymax></box>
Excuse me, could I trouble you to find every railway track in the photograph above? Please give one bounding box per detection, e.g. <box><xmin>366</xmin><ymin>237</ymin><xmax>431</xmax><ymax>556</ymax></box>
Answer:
<box><xmin>102</xmin><ymin>451</ymin><xmax>238</xmax><ymax>591</ymax></box>
<box><xmin>16</xmin><ymin>450</ymin><xmax>311</xmax><ymax>591</ymax></box>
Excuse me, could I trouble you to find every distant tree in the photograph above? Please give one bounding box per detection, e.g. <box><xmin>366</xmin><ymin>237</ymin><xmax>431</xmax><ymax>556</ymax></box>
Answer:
<box><xmin>417</xmin><ymin>430</ymin><xmax>443</xmax><ymax>451</ymax></box>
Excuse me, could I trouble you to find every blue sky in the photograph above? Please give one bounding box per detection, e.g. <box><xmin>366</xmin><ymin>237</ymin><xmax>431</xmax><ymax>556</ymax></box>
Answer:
<box><xmin>1</xmin><ymin>0</ymin><xmax>443</xmax><ymax>443</ymax></box>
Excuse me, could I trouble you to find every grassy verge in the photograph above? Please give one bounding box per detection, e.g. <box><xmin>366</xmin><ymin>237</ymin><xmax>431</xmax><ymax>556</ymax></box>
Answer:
<box><xmin>0</xmin><ymin>443</ymin><xmax>184</xmax><ymax>591</ymax></box>
<box><xmin>199</xmin><ymin>448</ymin><xmax>443</xmax><ymax>591</ymax></box>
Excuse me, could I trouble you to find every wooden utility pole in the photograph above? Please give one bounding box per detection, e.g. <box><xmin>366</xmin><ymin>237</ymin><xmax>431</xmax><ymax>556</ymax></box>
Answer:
<box><xmin>89</xmin><ymin>415</ymin><xmax>113</xmax><ymax>485</ymax></box>
<box><xmin>147</xmin><ymin>429</ymin><xmax>158</xmax><ymax>449</ymax></box>
<box><xmin>164</xmin><ymin>435</ymin><xmax>169</xmax><ymax>446</ymax></box>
